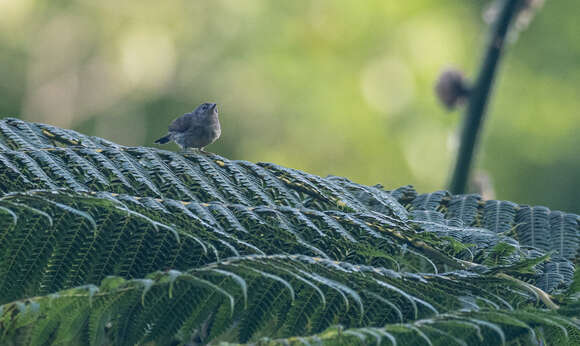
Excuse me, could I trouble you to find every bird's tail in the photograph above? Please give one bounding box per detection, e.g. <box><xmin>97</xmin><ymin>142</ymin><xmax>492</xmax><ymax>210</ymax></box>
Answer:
<box><xmin>155</xmin><ymin>134</ymin><xmax>171</xmax><ymax>144</ymax></box>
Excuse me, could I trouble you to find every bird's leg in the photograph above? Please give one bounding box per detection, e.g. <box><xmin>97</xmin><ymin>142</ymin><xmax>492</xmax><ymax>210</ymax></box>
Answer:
<box><xmin>199</xmin><ymin>147</ymin><xmax>209</xmax><ymax>154</ymax></box>
<box><xmin>178</xmin><ymin>147</ymin><xmax>194</xmax><ymax>157</ymax></box>
<box><xmin>176</xmin><ymin>143</ymin><xmax>187</xmax><ymax>155</ymax></box>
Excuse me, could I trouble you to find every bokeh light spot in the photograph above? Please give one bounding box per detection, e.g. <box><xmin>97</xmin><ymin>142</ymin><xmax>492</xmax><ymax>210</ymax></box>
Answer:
<box><xmin>360</xmin><ymin>57</ymin><xmax>415</xmax><ymax>116</ymax></box>
<box><xmin>119</xmin><ymin>27</ymin><xmax>176</xmax><ymax>91</ymax></box>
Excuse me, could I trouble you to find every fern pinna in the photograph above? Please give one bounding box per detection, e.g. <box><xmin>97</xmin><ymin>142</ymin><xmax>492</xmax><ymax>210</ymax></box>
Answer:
<box><xmin>0</xmin><ymin>117</ymin><xmax>578</xmax><ymax>345</ymax></box>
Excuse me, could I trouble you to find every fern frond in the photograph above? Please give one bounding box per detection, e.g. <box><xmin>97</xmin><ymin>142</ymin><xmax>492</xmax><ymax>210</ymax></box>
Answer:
<box><xmin>447</xmin><ymin>194</ymin><xmax>481</xmax><ymax>226</ymax></box>
<box><xmin>262</xmin><ymin>309</ymin><xmax>580</xmax><ymax>346</ymax></box>
<box><xmin>4</xmin><ymin>187</ymin><xmax>492</xmax><ymax>305</ymax></box>
<box><xmin>548</xmin><ymin>211</ymin><xmax>579</xmax><ymax>261</ymax></box>
<box><xmin>516</xmin><ymin>206</ymin><xmax>551</xmax><ymax>251</ymax></box>
<box><xmin>0</xmin><ymin>254</ymin><xmax>553</xmax><ymax>344</ymax></box>
<box><xmin>0</xmin><ymin>118</ymin><xmax>579</xmax><ymax>345</ymax></box>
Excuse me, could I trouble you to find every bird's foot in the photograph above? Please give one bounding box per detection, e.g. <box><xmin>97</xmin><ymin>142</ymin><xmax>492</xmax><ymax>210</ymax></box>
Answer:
<box><xmin>178</xmin><ymin>148</ymin><xmax>211</xmax><ymax>156</ymax></box>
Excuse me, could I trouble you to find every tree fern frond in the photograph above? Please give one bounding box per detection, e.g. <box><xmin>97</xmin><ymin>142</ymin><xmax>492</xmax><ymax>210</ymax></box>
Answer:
<box><xmin>411</xmin><ymin>191</ymin><xmax>449</xmax><ymax>211</ymax></box>
<box><xmin>325</xmin><ymin>175</ymin><xmax>409</xmax><ymax>220</ymax></box>
<box><xmin>0</xmin><ymin>191</ymin><xmax>223</xmax><ymax>303</ymax></box>
<box><xmin>388</xmin><ymin>184</ymin><xmax>418</xmax><ymax>204</ymax></box>
<box><xmin>4</xmin><ymin>151</ymin><xmax>60</xmax><ymax>190</ymax></box>
<box><xmin>0</xmin><ymin>118</ymin><xmax>113</xmax><ymax>149</ymax></box>
<box><xmin>0</xmin><ymin>120</ymin><xmax>40</xmax><ymax>149</ymax></box>
<box><xmin>537</xmin><ymin>259</ymin><xmax>575</xmax><ymax>292</ymax></box>
<box><xmin>0</xmin><ymin>151</ymin><xmax>31</xmax><ymax>187</ymax></box>
<box><xmin>262</xmin><ymin>309</ymin><xmax>580</xmax><ymax>346</ymax></box>
<box><xmin>516</xmin><ymin>206</ymin><xmax>551</xmax><ymax>251</ymax></box>
<box><xmin>482</xmin><ymin>200</ymin><xmax>519</xmax><ymax>234</ymax></box>
<box><xmin>1</xmin><ymin>254</ymin><xmax>560</xmax><ymax>344</ymax></box>
<box><xmin>2</xmin><ymin>187</ymin><xmax>480</xmax><ymax>304</ymax></box>
<box><xmin>447</xmin><ymin>194</ymin><xmax>481</xmax><ymax>226</ymax></box>
<box><xmin>0</xmin><ymin>118</ymin><xmax>579</xmax><ymax>345</ymax></box>
<box><xmin>410</xmin><ymin>210</ymin><xmax>447</xmax><ymax>224</ymax></box>
<box><xmin>548</xmin><ymin>211</ymin><xmax>579</xmax><ymax>261</ymax></box>
<box><xmin>0</xmin><ymin>148</ymin><xmax>410</xmax><ymax>218</ymax></box>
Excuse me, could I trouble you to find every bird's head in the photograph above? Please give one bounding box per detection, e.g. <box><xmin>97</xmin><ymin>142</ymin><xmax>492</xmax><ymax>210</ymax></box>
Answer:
<box><xmin>195</xmin><ymin>102</ymin><xmax>218</xmax><ymax>118</ymax></box>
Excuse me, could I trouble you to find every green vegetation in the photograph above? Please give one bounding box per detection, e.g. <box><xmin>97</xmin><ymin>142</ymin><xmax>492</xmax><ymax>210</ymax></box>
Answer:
<box><xmin>0</xmin><ymin>2</ymin><xmax>578</xmax><ymax>344</ymax></box>
<box><xmin>0</xmin><ymin>119</ymin><xmax>578</xmax><ymax>345</ymax></box>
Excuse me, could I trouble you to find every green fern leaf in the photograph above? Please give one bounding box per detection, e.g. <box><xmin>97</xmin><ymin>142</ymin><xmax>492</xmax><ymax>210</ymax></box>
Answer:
<box><xmin>0</xmin><ymin>118</ymin><xmax>578</xmax><ymax>345</ymax></box>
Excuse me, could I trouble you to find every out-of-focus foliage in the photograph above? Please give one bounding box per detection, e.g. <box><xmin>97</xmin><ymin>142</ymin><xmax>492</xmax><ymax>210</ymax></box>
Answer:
<box><xmin>0</xmin><ymin>0</ymin><xmax>578</xmax><ymax>212</ymax></box>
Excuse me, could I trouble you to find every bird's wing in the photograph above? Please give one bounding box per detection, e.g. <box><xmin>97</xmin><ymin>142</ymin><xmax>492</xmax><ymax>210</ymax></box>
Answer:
<box><xmin>168</xmin><ymin>113</ymin><xmax>193</xmax><ymax>133</ymax></box>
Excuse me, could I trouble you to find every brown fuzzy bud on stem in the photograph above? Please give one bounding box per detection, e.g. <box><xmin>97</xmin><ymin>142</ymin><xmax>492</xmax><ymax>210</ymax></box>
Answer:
<box><xmin>435</xmin><ymin>68</ymin><xmax>470</xmax><ymax>110</ymax></box>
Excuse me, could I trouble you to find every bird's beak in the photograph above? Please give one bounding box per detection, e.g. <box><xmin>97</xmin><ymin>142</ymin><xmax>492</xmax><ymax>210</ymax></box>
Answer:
<box><xmin>210</xmin><ymin>103</ymin><xmax>217</xmax><ymax>112</ymax></box>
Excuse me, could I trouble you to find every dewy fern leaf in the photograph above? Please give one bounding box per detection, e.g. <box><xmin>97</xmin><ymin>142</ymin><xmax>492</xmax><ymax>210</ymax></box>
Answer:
<box><xmin>0</xmin><ymin>118</ymin><xmax>578</xmax><ymax>345</ymax></box>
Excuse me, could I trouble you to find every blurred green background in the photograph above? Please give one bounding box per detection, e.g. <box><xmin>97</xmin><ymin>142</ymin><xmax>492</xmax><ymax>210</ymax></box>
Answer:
<box><xmin>0</xmin><ymin>0</ymin><xmax>578</xmax><ymax>212</ymax></box>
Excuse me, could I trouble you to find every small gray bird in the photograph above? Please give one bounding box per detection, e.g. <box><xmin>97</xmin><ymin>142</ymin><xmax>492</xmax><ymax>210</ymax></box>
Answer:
<box><xmin>155</xmin><ymin>102</ymin><xmax>221</xmax><ymax>152</ymax></box>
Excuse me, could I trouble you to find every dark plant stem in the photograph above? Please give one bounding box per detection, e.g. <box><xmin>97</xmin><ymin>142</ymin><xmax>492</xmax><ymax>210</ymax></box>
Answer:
<box><xmin>448</xmin><ymin>0</ymin><xmax>522</xmax><ymax>194</ymax></box>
